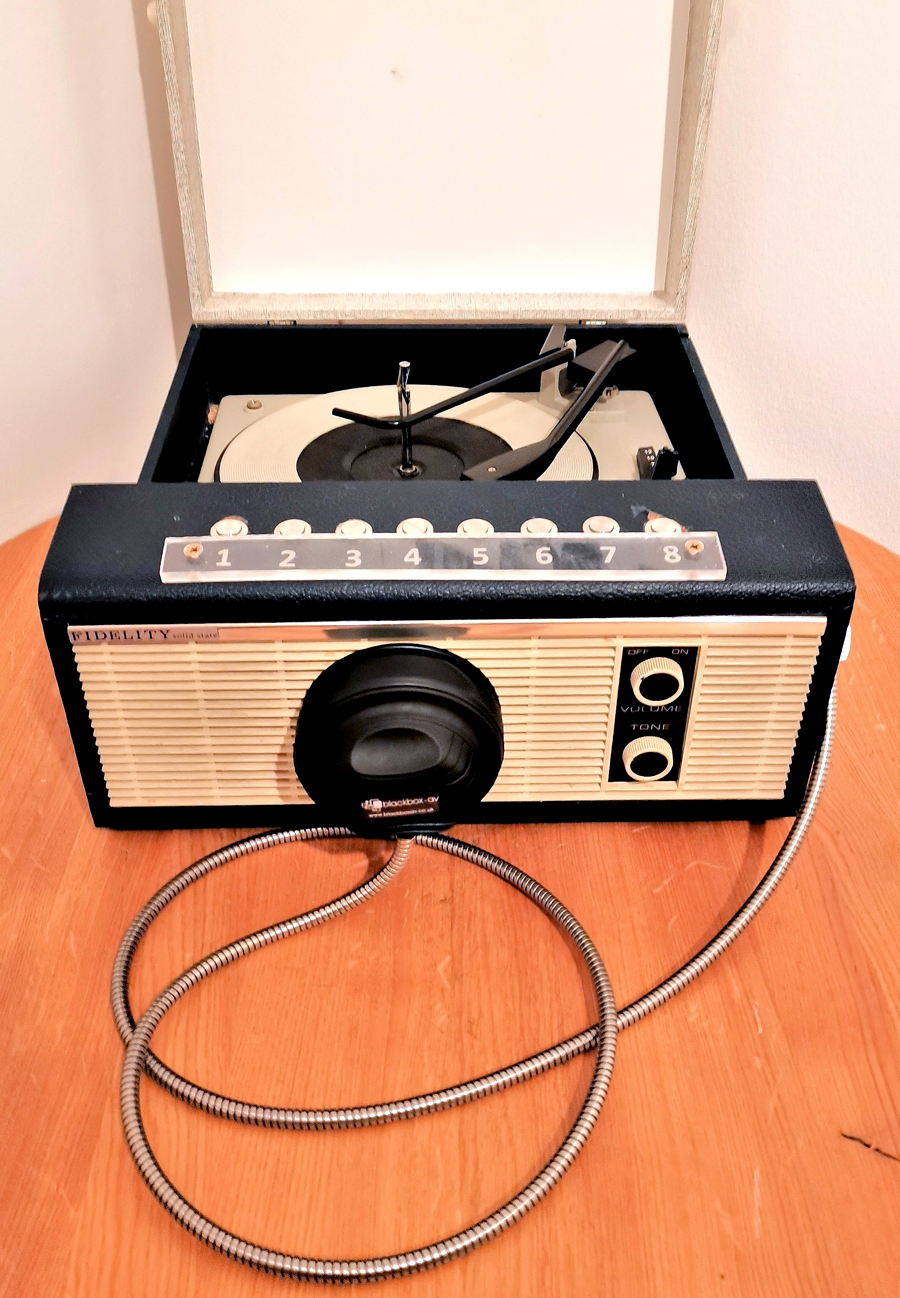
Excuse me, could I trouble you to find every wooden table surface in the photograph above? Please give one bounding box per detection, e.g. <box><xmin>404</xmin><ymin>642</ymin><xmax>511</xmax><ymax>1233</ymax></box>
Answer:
<box><xmin>1</xmin><ymin>520</ymin><xmax>898</xmax><ymax>1298</ymax></box>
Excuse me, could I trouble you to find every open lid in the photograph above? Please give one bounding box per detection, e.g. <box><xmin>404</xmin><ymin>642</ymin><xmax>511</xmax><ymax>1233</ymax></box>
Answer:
<box><xmin>156</xmin><ymin>0</ymin><xmax>721</xmax><ymax>324</ymax></box>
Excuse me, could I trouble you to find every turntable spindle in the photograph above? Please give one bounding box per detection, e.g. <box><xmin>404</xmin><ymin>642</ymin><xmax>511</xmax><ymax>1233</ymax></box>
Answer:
<box><xmin>396</xmin><ymin>361</ymin><xmax>417</xmax><ymax>476</ymax></box>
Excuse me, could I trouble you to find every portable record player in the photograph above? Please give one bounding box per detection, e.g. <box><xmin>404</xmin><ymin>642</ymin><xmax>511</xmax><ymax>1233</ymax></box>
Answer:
<box><xmin>39</xmin><ymin>0</ymin><xmax>854</xmax><ymax>835</ymax></box>
<box><xmin>34</xmin><ymin>4</ymin><xmax>860</xmax><ymax>1282</ymax></box>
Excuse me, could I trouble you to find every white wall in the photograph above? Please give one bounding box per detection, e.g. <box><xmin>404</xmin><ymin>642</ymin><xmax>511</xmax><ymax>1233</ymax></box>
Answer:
<box><xmin>688</xmin><ymin>0</ymin><xmax>900</xmax><ymax>554</ymax></box>
<box><xmin>2</xmin><ymin>1</ymin><xmax>898</xmax><ymax>556</ymax></box>
<box><xmin>0</xmin><ymin>1</ymin><xmax>179</xmax><ymax>546</ymax></box>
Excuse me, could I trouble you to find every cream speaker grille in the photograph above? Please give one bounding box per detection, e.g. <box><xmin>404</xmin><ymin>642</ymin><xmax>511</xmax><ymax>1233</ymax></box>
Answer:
<box><xmin>679</xmin><ymin>637</ymin><xmax>824</xmax><ymax>798</ymax></box>
<box><xmin>70</xmin><ymin>620</ymin><xmax>824</xmax><ymax>809</ymax></box>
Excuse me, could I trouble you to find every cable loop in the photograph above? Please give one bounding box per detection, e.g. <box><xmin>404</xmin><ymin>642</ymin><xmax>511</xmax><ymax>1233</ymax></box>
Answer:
<box><xmin>114</xmin><ymin>689</ymin><xmax>835</xmax><ymax>1282</ymax></box>
<box><xmin>118</xmin><ymin>833</ymin><xmax>618</xmax><ymax>1281</ymax></box>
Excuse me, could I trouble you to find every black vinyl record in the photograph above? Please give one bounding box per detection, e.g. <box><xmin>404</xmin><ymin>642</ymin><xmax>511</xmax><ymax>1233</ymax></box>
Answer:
<box><xmin>295</xmin><ymin>417</ymin><xmax>510</xmax><ymax>482</ymax></box>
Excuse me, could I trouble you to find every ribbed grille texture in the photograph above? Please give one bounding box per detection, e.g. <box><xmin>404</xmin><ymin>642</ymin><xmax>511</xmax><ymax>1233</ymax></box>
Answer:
<box><xmin>73</xmin><ymin>636</ymin><xmax>617</xmax><ymax>807</ymax></box>
<box><xmin>679</xmin><ymin>635</ymin><xmax>822</xmax><ymax>798</ymax></box>
<box><xmin>72</xmin><ymin>625</ymin><xmax>821</xmax><ymax>808</ymax></box>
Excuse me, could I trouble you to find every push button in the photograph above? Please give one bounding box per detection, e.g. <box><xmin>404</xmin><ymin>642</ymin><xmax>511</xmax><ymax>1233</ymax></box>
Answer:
<box><xmin>274</xmin><ymin>519</ymin><xmax>312</xmax><ymax>537</ymax></box>
<box><xmin>582</xmin><ymin>516</ymin><xmax>620</xmax><ymax>535</ymax></box>
<box><xmin>643</xmin><ymin>515</ymin><xmax>683</xmax><ymax>536</ymax></box>
<box><xmin>209</xmin><ymin>516</ymin><xmax>249</xmax><ymax>538</ymax></box>
<box><xmin>396</xmin><ymin>517</ymin><xmax>434</xmax><ymax>536</ymax></box>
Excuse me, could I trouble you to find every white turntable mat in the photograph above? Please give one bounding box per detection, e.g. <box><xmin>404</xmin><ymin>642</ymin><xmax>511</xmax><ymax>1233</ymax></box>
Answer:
<box><xmin>209</xmin><ymin>385</ymin><xmax>594</xmax><ymax>483</ymax></box>
<box><xmin>202</xmin><ymin>386</ymin><xmax>676</xmax><ymax>483</ymax></box>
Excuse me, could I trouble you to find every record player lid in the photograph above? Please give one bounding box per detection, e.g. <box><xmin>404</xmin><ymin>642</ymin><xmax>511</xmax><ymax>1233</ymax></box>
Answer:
<box><xmin>155</xmin><ymin>0</ymin><xmax>721</xmax><ymax>325</ymax></box>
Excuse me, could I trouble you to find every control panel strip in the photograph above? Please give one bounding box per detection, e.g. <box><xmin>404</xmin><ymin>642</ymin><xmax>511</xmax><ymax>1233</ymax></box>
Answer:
<box><xmin>159</xmin><ymin>532</ymin><xmax>727</xmax><ymax>584</ymax></box>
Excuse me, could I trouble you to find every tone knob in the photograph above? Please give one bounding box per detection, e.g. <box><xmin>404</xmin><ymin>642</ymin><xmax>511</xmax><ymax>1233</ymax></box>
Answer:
<box><xmin>630</xmin><ymin>656</ymin><xmax>684</xmax><ymax>706</ymax></box>
<box><xmin>622</xmin><ymin>737</ymin><xmax>674</xmax><ymax>782</ymax></box>
<box><xmin>335</xmin><ymin>518</ymin><xmax>373</xmax><ymax>537</ymax></box>
<box><xmin>520</xmin><ymin>517</ymin><xmax>558</xmax><ymax>536</ymax></box>
<box><xmin>209</xmin><ymin>516</ymin><xmax>249</xmax><ymax>538</ymax></box>
<box><xmin>396</xmin><ymin>517</ymin><xmax>434</xmax><ymax>536</ymax></box>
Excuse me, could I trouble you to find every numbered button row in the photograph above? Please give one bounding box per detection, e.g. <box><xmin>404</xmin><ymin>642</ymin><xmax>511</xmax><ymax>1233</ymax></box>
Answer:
<box><xmin>208</xmin><ymin>515</ymin><xmax>673</xmax><ymax>539</ymax></box>
<box><xmin>210</xmin><ymin>516</ymin><xmax>641</xmax><ymax>537</ymax></box>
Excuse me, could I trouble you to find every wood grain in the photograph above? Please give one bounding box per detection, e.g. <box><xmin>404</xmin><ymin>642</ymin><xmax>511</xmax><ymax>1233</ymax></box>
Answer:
<box><xmin>1</xmin><ymin>519</ymin><xmax>898</xmax><ymax>1298</ymax></box>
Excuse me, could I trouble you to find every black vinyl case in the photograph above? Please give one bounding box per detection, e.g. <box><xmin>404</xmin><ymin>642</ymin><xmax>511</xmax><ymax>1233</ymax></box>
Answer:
<box><xmin>39</xmin><ymin>324</ymin><xmax>855</xmax><ymax>831</ymax></box>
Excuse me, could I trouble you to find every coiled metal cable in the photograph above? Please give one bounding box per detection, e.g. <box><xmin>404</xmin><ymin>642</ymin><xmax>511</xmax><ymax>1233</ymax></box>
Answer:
<box><xmin>118</xmin><ymin>832</ymin><xmax>619</xmax><ymax>1281</ymax></box>
<box><xmin>115</xmin><ymin>689</ymin><xmax>835</xmax><ymax>1283</ymax></box>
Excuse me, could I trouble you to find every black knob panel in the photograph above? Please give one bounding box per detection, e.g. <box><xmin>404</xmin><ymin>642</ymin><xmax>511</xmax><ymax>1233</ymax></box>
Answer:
<box><xmin>606</xmin><ymin>645</ymin><xmax>699</xmax><ymax>785</ymax></box>
<box><xmin>293</xmin><ymin>644</ymin><xmax>504</xmax><ymax>834</ymax></box>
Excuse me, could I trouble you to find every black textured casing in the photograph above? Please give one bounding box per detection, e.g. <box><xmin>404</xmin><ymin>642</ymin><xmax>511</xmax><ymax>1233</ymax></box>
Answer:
<box><xmin>40</xmin><ymin>477</ymin><xmax>854</xmax><ymax>830</ymax></box>
<box><xmin>39</xmin><ymin>322</ymin><xmax>854</xmax><ymax>829</ymax></box>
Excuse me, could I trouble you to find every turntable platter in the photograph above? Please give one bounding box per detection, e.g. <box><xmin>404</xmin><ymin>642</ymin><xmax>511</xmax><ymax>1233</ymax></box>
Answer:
<box><xmin>212</xmin><ymin>385</ymin><xmax>596</xmax><ymax>483</ymax></box>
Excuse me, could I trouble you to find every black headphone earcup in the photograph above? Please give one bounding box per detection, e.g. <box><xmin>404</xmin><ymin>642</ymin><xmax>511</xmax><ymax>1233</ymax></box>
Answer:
<box><xmin>293</xmin><ymin>644</ymin><xmax>504</xmax><ymax>834</ymax></box>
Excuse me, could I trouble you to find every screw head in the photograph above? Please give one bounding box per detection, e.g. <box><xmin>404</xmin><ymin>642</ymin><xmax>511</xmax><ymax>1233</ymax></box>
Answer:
<box><xmin>183</xmin><ymin>543</ymin><xmax>204</xmax><ymax>559</ymax></box>
<box><xmin>245</xmin><ymin>398</ymin><xmax>262</xmax><ymax>410</ymax></box>
<box><xmin>684</xmin><ymin>539</ymin><xmax>705</xmax><ymax>556</ymax></box>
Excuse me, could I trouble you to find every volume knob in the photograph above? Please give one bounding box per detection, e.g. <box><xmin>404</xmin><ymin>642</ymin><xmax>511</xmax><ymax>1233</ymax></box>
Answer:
<box><xmin>622</xmin><ymin>737</ymin><xmax>674</xmax><ymax>782</ymax></box>
<box><xmin>630</xmin><ymin>656</ymin><xmax>684</xmax><ymax>706</ymax></box>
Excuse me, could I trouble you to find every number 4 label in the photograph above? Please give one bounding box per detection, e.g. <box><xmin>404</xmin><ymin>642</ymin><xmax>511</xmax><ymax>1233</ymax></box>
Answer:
<box><xmin>404</xmin><ymin>548</ymin><xmax>422</xmax><ymax>565</ymax></box>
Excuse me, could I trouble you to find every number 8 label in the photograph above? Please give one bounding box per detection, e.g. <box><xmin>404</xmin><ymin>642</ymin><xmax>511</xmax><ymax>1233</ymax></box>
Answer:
<box><xmin>664</xmin><ymin>545</ymin><xmax>682</xmax><ymax>563</ymax></box>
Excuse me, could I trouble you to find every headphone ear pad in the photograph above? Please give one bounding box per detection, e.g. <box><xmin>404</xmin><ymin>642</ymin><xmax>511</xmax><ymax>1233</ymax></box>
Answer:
<box><xmin>293</xmin><ymin>644</ymin><xmax>504</xmax><ymax>835</ymax></box>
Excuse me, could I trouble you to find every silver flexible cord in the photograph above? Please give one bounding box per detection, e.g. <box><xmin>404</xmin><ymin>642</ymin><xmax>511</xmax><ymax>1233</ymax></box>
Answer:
<box><xmin>114</xmin><ymin>688</ymin><xmax>835</xmax><ymax>1282</ymax></box>
<box><xmin>119</xmin><ymin>833</ymin><xmax>619</xmax><ymax>1282</ymax></box>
